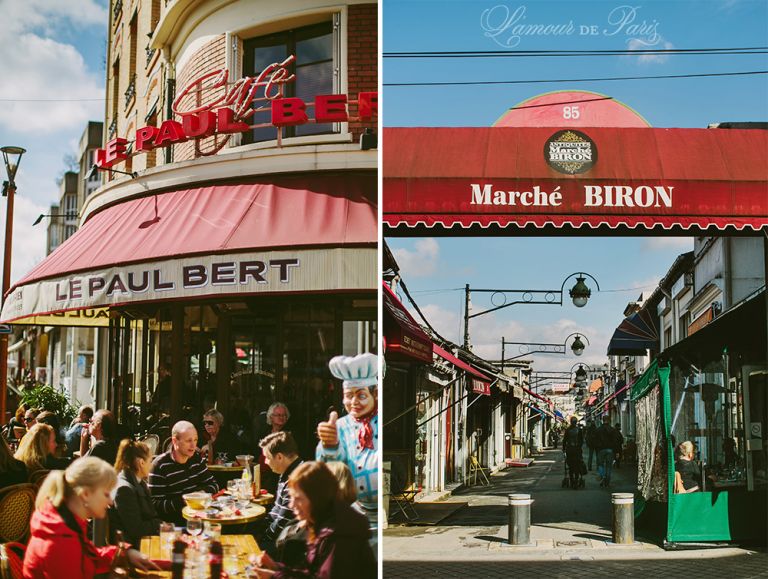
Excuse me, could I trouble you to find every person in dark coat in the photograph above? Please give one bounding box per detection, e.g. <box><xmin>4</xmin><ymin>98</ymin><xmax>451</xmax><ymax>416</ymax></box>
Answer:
<box><xmin>110</xmin><ymin>439</ymin><xmax>163</xmax><ymax>548</ymax></box>
<box><xmin>0</xmin><ymin>435</ymin><xmax>27</xmax><ymax>490</ymax></box>
<box><xmin>200</xmin><ymin>409</ymin><xmax>242</xmax><ymax>464</ymax></box>
<box><xmin>253</xmin><ymin>461</ymin><xmax>375</xmax><ymax>579</ymax></box>
<box><xmin>562</xmin><ymin>416</ymin><xmax>584</xmax><ymax>489</ymax></box>
<box><xmin>80</xmin><ymin>409</ymin><xmax>119</xmax><ymax>466</ymax></box>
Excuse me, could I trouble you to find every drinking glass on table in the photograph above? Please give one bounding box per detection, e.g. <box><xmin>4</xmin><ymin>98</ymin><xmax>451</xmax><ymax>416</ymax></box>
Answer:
<box><xmin>204</xmin><ymin>521</ymin><xmax>222</xmax><ymax>541</ymax></box>
<box><xmin>159</xmin><ymin>522</ymin><xmax>175</xmax><ymax>558</ymax></box>
<box><xmin>227</xmin><ymin>479</ymin><xmax>238</xmax><ymax>495</ymax></box>
<box><xmin>186</xmin><ymin>518</ymin><xmax>203</xmax><ymax>547</ymax></box>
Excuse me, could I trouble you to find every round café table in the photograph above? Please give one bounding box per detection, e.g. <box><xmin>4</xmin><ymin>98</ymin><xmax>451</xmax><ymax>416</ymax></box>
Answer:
<box><xmin>182</xmin><ymin>503</ymin><xmax>267</xmax><ymax>525</ymax></box>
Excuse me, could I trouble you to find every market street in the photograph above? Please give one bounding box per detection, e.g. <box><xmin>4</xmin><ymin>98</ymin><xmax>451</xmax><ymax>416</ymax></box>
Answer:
<box><xmin>384</xmin><ymin>449</ymin><xmax>767</xmax><ymax>576</ymax></box>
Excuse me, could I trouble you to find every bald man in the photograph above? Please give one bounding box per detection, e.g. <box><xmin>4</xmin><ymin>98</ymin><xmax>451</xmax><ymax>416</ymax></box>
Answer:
<box><xmin>148</xmin><ymin>420</ymin><xmax>218</xmax><ymax>524</ymax></box>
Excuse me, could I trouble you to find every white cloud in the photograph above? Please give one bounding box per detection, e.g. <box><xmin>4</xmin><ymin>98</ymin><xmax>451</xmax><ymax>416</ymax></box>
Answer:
<box><xmin>626</xmin><ymin>38</ymin><xmax>675</xmax><ymax>65</ymax></box>
<box><xmin>0</xmin><ymin>1</ymin><xmax>106</xmax><ymax>132</ymax></box>
<box><xmin>393</xmin><ymin>238</ymin><xmax>440</xmax><ymax>278</ymax></box>
<box><xmin>418</xmin><ymin>303</ymin><xmax>461</xmax><ymax>343</ymax></box>
<box><xmin>641</xmin><ymin>237</ymin><xmax>693</xmax><ymax>251</ymax></box>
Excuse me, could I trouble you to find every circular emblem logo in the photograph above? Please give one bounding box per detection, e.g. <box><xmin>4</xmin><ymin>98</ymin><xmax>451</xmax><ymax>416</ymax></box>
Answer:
<box><xmin>545</xmin><ymin>130</ymin><xmax>597</xmax><ymax>175</ymax></box>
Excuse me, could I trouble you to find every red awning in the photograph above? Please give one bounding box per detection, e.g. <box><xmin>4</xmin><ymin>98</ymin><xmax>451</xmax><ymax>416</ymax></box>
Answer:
<box><xmin>383</xmin><ymin>127</ymin><xmax>768</xmax><ymax>232</ymax></box>
<box><xmin>383</xmin><ymin>282</ymin><xmax>432</xmax><ymax>363</ymax></box>
<box><xmin>586</xmin><ymin>396</ymin><xmax>598</xmax><ymax>406</ymax></box>
<box><xmin>433</xmin><ymin>344</ymin><xmax>492</xmax><ymax>395</ymax></box>
<box><xmin>521</xmin><ymin>386</ymin><xmax>551</xmax><ymax>404</ymax></box>
<box><xmin>2</xmin><ymin>174</ymin><xmax>376</xmax><ymax>323</ymax></box>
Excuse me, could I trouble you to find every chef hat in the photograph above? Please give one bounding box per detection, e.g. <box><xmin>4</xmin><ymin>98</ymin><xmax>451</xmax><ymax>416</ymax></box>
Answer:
<box><xmin>328</xmin><ymin>352</ymin><xmax>378</xmax><ymax>389</ymax></box>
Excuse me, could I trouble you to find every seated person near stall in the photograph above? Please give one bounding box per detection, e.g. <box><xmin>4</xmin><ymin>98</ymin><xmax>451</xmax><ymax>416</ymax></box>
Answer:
<box><xmin>148</xmin><ymin>420</ymin><xmax>218</xmax><ymax>525</ymax></box>
<box><xmin>200</xmin><ymin>409</ymin><xmax>242</xmax><ymax>464</ymax></box>
<box><xmin>674</xmin><ymin>441</ymin><xmax>701</xmax><ymax>493</ymax></box>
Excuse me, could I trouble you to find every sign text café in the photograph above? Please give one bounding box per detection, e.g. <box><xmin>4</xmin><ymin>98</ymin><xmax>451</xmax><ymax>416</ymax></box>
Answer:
<box><xmin>95</xmin><ymin>55</ymin><xmax>378</xmax><ymax>168</ymax></box>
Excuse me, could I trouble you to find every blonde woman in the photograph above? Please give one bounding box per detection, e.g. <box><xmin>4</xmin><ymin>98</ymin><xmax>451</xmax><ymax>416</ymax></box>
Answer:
<box><xmin>110</xmin><ymin>439</ymin><xmax>162</xmax><ymax>547</ymax></box>
<box><xmin>674</xmin><ymin>441</ymin><xmax>701</xmax><ymax>493</ymax></box>
<box><xmin>23</xmin><ymin>457</ymin><xmax>160</xmax><ymax>578</ymax></box>
<box><xmin>14</xmin><ymin>423</ymin><xmax>68</xmax><ymax>475</ymax></box>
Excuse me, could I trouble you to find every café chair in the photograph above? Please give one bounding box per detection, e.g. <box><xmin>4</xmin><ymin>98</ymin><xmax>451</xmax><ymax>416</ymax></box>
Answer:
<box><xmin>139</xmin><ymin>434</ymin><xmax>160</xmax><ymax>455</ymax></box>
<box><xmin>388</xmin><ymin>471</ymin><xmax>419</xmax><ymax>522</ymax></box>
<box><xmin>468</xmin><ymin>455</ymin><xmax>490</xmax><ymax>486</ymax></box>
<box><xmin>0</xmin><ymin>484</ymin><xmax>36</xmax><ymax>543</ymax></box>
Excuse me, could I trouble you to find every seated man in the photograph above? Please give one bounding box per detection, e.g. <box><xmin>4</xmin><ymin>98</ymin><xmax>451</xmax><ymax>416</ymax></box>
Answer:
<box><xmin>148</xmin><ymin>420</ymin><xmax>218</xmax><ymax>524</ymax></box>
<box><xmin>65</xmin><ymin>405</ymin><xmax>93</xmax><ymax>457</ymax></box>
<box><xmin>258</xmin><ymin>431</ymin><xmax>303</xmax><ymax>558</ymax></box>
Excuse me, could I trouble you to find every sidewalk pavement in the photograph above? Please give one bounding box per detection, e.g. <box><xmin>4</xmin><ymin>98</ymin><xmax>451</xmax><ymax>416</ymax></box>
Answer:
<box><xmin>384</xmin><ymin>448</ymin><xmax>765</xmax><ymax>564</ymax></box>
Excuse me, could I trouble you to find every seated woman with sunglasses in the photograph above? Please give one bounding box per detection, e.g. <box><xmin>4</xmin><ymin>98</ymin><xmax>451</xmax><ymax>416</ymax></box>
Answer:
<box><xmin>200</xmin><ymin>409</ymin><xmax>242</xmax><ymax>464</ymax></box>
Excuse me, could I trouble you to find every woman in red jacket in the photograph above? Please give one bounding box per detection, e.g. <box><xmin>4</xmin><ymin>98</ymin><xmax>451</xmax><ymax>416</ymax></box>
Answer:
<box><xmin>253</xmin><ymin>461</ymin><xmax>375</xmax><ymax>579</ymax></box>
<box><xmin>23</xmin><ymin>457</ymin><xmax>159</xmax><ymax>579</ymax></box>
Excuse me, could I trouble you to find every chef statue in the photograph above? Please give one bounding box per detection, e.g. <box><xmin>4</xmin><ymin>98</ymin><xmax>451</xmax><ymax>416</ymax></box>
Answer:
<box><xmin>316</xmin><ymin>352</ymin><xmax>379</xmax><ymax>531</ymax></box>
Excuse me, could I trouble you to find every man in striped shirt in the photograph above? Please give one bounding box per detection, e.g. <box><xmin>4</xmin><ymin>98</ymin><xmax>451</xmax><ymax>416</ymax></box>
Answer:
<box><xmin>148</xmin><ymin>420</ymin><xmax>218</xmax><ymax>524</ymax></box>
<box><xmin>258</xmin><ymin>431</ymin><xmax>302</xmax><ymax>557</ymax></box>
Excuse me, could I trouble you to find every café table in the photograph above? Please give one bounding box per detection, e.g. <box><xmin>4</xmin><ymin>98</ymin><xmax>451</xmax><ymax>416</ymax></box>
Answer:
<box><xmin>139</xmin><ymin>534</ymin><xmax>261</xmax><ymax>577</ymax></box>
<box><xmin>182</xmin><ymin>504</ymin><xmax>267</xmax><ymax>525</ymax></box>
<box><xmin>207</xmin><ymin>464</ymin><xmax>245</xmax><ymax>490</ymax></box>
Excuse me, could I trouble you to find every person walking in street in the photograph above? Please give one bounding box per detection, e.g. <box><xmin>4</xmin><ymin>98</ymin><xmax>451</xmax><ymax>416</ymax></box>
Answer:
<box><xmin>595</xmin><ymin>416</ymin><xmax>616</xmax><ymax>487</ymax></box>
<box><xmin>585</xmin><ymin>420</ymin><xmax>597</xmax><ymax>471</ymax></box>
<box><xmin>562</xmin><ymin>416</ymin><xmax>584</xmax><ymax>489</ymax></box>
<box><xmin>613</xmin><ymin>423</ymin><xmax>624</xmax><ymax>469</ymax></box>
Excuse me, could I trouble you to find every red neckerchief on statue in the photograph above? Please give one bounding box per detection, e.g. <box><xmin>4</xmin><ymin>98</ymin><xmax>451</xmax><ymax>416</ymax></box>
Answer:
<box><xmin>356</xmin><ymin>404</ymin><xmax>377</xmax><ymax>450</ymax></box>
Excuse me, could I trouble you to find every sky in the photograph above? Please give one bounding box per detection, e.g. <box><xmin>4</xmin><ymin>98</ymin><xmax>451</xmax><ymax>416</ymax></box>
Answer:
<box><xmin>383</xmin><ymin>0</ymin><xmax>768</xmax><ymax>381</ymax></box>
<box><xmin>0</xmin><ymin>0</ymin><xmax>108</xmax><ymax>284</ymax></box>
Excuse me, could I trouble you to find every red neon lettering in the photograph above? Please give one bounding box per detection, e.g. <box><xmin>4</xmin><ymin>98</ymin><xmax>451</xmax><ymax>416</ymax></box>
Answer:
<box><xmin>103</xmin><ymin>138</ymin><xmax>128</xmax><ymax>168</ymax></box>
<box><xmin>358</xmin><ymin>92</ymin><xmax>378</xmax><ymax>121</ymax></box>
<box><xmin>271</xmin><ymin>98</ymin><xmax>308</xmax><ymax>127</ymax></box>
<box><xmin>154</xmin><ymin>120</ymin><xmax>187</xmax><ymax>147</ymax></box>
<box><xmin>95</xmin><ymin>148</ymin><xmax>106</xmax><ymax>167</ymax></box>
<box><xmin>315</xmin><ymin>94</ymin><xmax>349</xmax><ymax>123</ymax></box>
<box><xmin>216</xmin><ymin>108</ymin><xmax>250</xmax><ymax>133</ymax></box>
<box><xmin>183</xmin><ymin>111</ymin><xmax>216</xmax><ymax>138</ymax></box>
<box><xmin>135</xmin><ymin>126</ymin><xmax>159</xmax><ymax>152</ymax></box>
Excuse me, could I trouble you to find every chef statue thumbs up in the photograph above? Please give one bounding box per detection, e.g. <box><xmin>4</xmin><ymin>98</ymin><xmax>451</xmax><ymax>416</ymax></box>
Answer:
<box><xmin>317</xmin><ymin>410</ymin><xmax>340</xmax><ymax>448</ymax></box>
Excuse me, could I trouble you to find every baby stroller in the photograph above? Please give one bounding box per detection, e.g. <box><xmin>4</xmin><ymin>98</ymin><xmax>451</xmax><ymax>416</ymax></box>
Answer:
<box><xmin>562</xmin><ymin>452</ymin><xmax>586</xmax><ymax>489</ymax></box>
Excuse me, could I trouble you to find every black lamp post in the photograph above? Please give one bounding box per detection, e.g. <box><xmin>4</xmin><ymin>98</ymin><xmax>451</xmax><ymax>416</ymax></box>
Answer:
<box><xmin>0</xmin><ymin>146</ymin><xmax>26</xmax><ymax>421</ymax></box>
<box><xmin>500</xmin><ymin>333</ymin><xmax>591</xmax><ymax>367</ymax></box>
<box><xmin>463</xmin><ymin>272</ymin><xmax>599</xmax><ymax>349</ymax></box>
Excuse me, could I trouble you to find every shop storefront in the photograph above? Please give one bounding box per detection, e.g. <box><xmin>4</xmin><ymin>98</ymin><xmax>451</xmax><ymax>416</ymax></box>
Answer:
<box><xmin>1</xmin><ymin>1</ymin><xmax>378</xmax><ymax>457</ymax></box>
<box><xmin>633</xmin><ymin>288</ymin><xmax>767</xmax><ymax>546</ymax></box>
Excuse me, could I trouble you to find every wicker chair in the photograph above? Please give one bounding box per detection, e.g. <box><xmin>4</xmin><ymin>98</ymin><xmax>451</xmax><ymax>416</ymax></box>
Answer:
<box><xmin>139</xmin><ymin>434</ymin><xmax>160</xmax><ymax>455</ymax></box>
<box><xmin>0</xmin><ymin>484</ymin><xmax>36</xmax><ymax>543</ymax></box>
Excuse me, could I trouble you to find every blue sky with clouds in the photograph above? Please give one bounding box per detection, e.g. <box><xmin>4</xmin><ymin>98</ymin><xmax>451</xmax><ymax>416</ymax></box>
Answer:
<box><xmin>0</xmin><ymin>0</ymin><xmax>108</xmax><ymax>283</ymax></box>
<box><xmin>384</xmin><ymin>0</ymin><xmax>767</xmax><ymax>377</ymax></box>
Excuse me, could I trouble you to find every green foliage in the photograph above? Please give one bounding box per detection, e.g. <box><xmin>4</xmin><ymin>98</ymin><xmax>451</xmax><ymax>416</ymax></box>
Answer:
<box><xmin>20</xmin><ymin>384</ymin><xmax>78</xmax><ymax>424</ymax></box>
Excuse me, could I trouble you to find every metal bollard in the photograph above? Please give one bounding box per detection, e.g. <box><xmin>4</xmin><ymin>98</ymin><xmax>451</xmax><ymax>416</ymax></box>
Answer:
<box><xmin>611</xmin><ymin>493</ymin><xmax>635</xmax><ymax>544</ymax></box>
<box><xmin>508</xmin><ymin>493</ymin><xmax>533</xmax><ymax>545</ymax></box>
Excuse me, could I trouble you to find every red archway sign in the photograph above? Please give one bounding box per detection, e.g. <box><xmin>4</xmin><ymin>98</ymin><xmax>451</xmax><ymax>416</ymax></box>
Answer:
<box><xmin>493</xmin><ymin>90</ymin><xmax>651</xmax><ymax>128</ymax></box>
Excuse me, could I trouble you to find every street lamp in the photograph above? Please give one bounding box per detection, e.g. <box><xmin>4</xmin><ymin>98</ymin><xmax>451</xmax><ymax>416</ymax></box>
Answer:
<box><xmin>500</xmin><ymin>333</ymin><xmax>591</xmax><ymax>365</ymax></box>
<box><xmin>0</xmin><ymin>146</ymin><xmax>26</xmax><ymax>422</ymax></box>
<box><xmin>463</xmin><ymin>272</ymin><xmax>599</xmax><ymax>349</ymax></box>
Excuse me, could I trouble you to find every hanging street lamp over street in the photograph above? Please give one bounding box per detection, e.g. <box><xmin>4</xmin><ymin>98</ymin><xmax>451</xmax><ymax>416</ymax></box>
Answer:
<box><xmin>463</xmin><ymin>271</ymin><xmax>600</xmax><ymax>349</ymax></box>
<box><xmin>570</xmin><ymin>334</ymin><xmax>586</xmax><ymax>356</ymax></box>
<box><xmin>574</xmin><ymin>364</ymin><xmax>588</xmax><ymax>382</ymax></box>
<box><xmin>569</xmin><ymin>275</ymin><xmax>592</xmax><ymax>307</ymax></box>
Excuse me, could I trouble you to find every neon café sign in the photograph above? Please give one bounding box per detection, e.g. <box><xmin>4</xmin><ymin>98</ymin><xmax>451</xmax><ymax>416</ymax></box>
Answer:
<box><xmin>95</xmin><ymin>55</ymin><xmax>378</xmax><ymax>168</ymax></box>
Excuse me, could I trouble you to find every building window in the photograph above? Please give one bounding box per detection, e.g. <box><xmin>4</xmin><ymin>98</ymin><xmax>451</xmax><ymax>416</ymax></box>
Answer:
<box><xmin>678</xmin><ymin>312</ymin><xmax>689</xmax><ymax>340</ymax></box>
<box><xmin>64</xmin><ymin>194</ymin><xmax>77</xmax><ymax>220</ymax></box>
<box><xmin>65</xmin><ymin>224</ymin><xmax>77</xmax><ymax>240</ymax></box>
<box><xmin>664</xmin><ymin>326</ymin><xmax>672</xmax><ymax>349</ymax></box>
<box><xmin>243</xmin><ymin>20</ymin><xmax>336</xmax><ymax>144</ymax></box>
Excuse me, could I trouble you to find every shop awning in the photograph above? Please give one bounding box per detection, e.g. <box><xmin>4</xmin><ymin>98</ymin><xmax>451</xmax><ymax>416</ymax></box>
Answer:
<box><xmin>383</xmin><ymin>282</ymin><xmax>432</xmax><ymax>363</ymax></box>
<box><xmin>384</xmin><ymin>127</ymin><xmax>768</xmax><ymax>232</ymax></box>
<box><xmin>588</xmin><ymin>377</ymin><xmax>603</xmax><ymax>393</ymax></box>
<box><xmin>607</xmin><ymin>308</ymin><xmax>660</xmax><ymax>355</ymax></box>
<box><xmin>433</xmin><ymin>344</ymin><xmax>492</xmax><ymax>395</ymax></box>
<box><xmin>2</xmin><ymin>175</ymin><xmax>376</xmax><ymax>324</ymax></box>
<box><xmin>586</xmin><ymin>395</ymin><xmax>598</xmax><ymax>406</ymax></box>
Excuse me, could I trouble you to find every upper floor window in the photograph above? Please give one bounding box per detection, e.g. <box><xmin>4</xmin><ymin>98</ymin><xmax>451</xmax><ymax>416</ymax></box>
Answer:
<box><xmin>243</xmin><ymin>20</ymin><xmax>336</xmax><ymax>144</ymax></box>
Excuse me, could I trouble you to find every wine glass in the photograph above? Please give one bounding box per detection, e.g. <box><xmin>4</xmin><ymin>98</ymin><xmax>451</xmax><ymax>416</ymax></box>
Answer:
<box><xmin>159</xmin><ymin>522</ymin><xmax>175</xmax><ymax>559</ymax></box>
<box><xmin>186</xmin><ymin>518</ymin><xmax>203</xmax><ymax>548</ymax></box>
